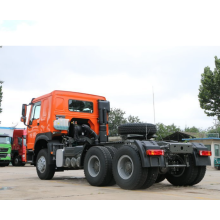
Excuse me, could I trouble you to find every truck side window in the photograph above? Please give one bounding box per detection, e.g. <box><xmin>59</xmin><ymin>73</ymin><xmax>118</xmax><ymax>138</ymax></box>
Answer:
<box><xmin>69</xmin><ymin>100</ymin><xmax>93</xmax><ymax>113</ymax></box>
<box><xmin>29</xmin><ymin>102</ymin><xmax>41</xmax><ymax>125</ymax></box>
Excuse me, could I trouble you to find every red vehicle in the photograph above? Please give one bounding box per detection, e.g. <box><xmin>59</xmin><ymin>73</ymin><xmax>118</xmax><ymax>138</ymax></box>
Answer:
<box><xmin>11</xmin><ymin>129</ymin><xmax>27</xmax><ymax>166</ymax></box>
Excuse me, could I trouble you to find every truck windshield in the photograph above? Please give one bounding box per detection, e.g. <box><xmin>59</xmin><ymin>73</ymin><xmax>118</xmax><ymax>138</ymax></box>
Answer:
<box><xmin>0</xmin><ymin>137</ymin><xmax>10</xmax><ymax>144</ymax></box>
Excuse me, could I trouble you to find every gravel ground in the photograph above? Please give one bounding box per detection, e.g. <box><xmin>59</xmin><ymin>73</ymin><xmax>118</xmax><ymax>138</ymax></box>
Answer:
<box><xmin>0</xmin><ymin>165</ymin><xmax>219</xmax><ymax>200</ymax></box>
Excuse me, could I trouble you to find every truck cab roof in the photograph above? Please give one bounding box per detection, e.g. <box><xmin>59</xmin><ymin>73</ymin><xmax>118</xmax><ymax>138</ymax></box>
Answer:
<box><xmin>32</xmin><ymin>90</ymin><xmax>106</xmax><ymax>103</ymax></box>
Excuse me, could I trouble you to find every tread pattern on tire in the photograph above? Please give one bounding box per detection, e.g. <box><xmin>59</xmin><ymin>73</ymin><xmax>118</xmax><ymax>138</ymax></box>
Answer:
<box><xmin>129</xmin><ymin>145</ymin><xmax>148</xmax><ymax>190</ymax></box>
<box><xmin>189</xmin><ymin>166</ymin><xmax>206</xmax><ymax>186</ymax></box>
<box><xmin>113</xmin><ymin>145</ymin><xmax>144</xmax><ymax>190</ymax></box>
<box><xmin>155</xmin><ymin>174</ymin><xmax>166</xmax><ymax>183</ymax></box>
<box><xmin>36</xmin><ymin>149</ymin><xmax>55</xmax><ymax>180</ymax></box>
<box><xmin>104</xmin><ymin>146</ymin><xmax>117</xmax><ymax>186</ymax></box>
<box><xmin>140</xmin><ymin>167</ymin><xmax>159</xmax><ymax>189</ymax></box>
<box><xmin>118</xmin><ymin>123</ymin><xmax>157</xmax><ymax>136</ymax></box>
<box><xmin>84</xmin><ymin>146</ymin><xmax>113</xmax><ymax>187</ymax></box>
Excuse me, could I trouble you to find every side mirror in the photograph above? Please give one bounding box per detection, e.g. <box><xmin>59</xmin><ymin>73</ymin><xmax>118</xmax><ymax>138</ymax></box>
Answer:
<box><xmin>22</xmin><ymin>104</ymin><xmax>27</xmax><ymax>117</ymax></box>
<box><xmin>21</xmin><ymin>104</ymin><xmax>27</xmax><ymax>124</ymax></box>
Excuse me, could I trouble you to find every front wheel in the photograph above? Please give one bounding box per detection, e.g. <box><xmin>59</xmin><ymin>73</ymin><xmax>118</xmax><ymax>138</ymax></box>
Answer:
<box><xmin>12</xmin><ymin>155</ymin><xmax>20</xmax><ymax>166</ymax></box>
<box><xmin>36</xmin><ymin>149</ymin><xmax>55</xmax><ymax>180</ymax></box>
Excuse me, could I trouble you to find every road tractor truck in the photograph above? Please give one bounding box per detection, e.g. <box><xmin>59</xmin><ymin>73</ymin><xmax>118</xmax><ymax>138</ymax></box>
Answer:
<box><xmin>20</xmin><ymin>90</ymin><xmax>211</xmax><ymax>190</ymax></box>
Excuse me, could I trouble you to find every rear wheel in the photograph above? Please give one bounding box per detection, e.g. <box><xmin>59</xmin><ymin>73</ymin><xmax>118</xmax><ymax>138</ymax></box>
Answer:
<box><xmin>155</xmin><ymin>174</ymin><xmax>166</xmax><ymax>183</ymax></box>
<box><xmin>84</xmin><ymin>146</ymin><xmax>113</xmax><ymax>186</ymax></box>
<box><xmin>112</xmin><ymin>145</ymin><xmax>145</xmax><ymax>190</ymax></box>
<box><xmin>140</xmin><ymin>167</ymin><xmax>159</xmax><ymax>189</ymax></box>
<box><xmin>104</xmin><ymin>146</ymin><xmax>117</xmax><ymax>186</ymax></box>
<box><xmin>189</xmin><ymin>166</ymin><xmax>206</xmax><ymax>186</ymax></box>
<box><xmin>165</xmin><ymin>155</ymin><xmax>199</xmax><ymax>186</ymax></box>
<box><xmin>36</xmin><ymin>149</ymin><xmax>55</xmax><ymax>180</ymax></box>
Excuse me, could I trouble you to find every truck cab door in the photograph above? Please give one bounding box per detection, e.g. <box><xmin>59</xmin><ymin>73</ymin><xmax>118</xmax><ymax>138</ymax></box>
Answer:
<box><xmin>27</xmin><ymin>102</ymin><xmax>41</xmax><ymax>150</ymax></box>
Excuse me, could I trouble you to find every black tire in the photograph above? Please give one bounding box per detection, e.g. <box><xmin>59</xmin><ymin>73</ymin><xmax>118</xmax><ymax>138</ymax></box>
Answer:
<box><xmin>13</xmin><ymin>155</ymin><xmax>21</xmax><ymax>166</ymax></box>
<box><xmin>4</xmin><ymin>162</ymin><xmax>10</xmax><ymax>166</ymax></box>
<box><xmin>104</xmin><ymin>146</ymin><xmax>118</xmax><ymax>186</ymax></box>
<box><xmin>84</xmin><ymin>146</ymin><xmax>113</xmax><ymax>186</ymax></box>
<box><xmin>218</xmin><ymin>166</ymin><xmax>220</xmax><ymax>170</ymax></box>
<box><xmin>140</xmin><ymin>167</ymin><xmax>159</xmax><ymax>189</ymax></box>
<box><xmin>0</xmin><ymin>164</ymin><xmax>5</xmax><ymax>167</ymax></box>
<box><xmin>165</xmin><ymin>155</ymin><xmax>199</xmax><ymax>186</ymax></box>
<box><xmin>118</xmin><ymin>123</ymin><xmax>157</xmax><ymax>136</ymax></box>
<box><xmin>112</xmin><ymin>145</ymin><xmax>145</xmax><ymax>190</ymax></box>
<box><xmin>36</xmin><ymin>149</ymin><xmax>55</xmax><ymax>180</ymax></box>
<box><xmin>155</xmin><ymin>174</ymin><xmax>166</xmax><ymax>183</ymax></box>
<box><xmin>20</xmin><ymin>163</ymin><xmax>25</xmax><ymax>166</ymax></box>
<box><xmin>104</xmin><ymin>146</ymin><xmax>117</xmax><ymax>158</ymax></box>
<box><xmin>189</xmin><ymin>166</ymin><xmax>206</xmax><ymax>186</ymax></box>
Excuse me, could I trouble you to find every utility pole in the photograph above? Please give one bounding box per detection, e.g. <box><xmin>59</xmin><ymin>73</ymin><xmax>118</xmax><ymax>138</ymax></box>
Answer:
<box><xmin>152</xmin><ymin>86</ymin><xmax>155</xmax><ymax>124</ymax></box>
<box><xmin>213</xmin><ymin>118</ymin><xmax>218</xmax><ymax>137</ymax></box>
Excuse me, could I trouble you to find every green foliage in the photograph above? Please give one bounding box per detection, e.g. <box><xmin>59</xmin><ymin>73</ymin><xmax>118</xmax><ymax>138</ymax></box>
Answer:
<box><xmin>0</xmin><ymin>81</ymin><xmax>3</xmax><ymax>113</ymax></box>
<box><xmin>127</xmin><ymin>115</ymin><xmax>141</xmax><ymax>123</ymax></box>
<box><xmin>108</xmin><ymin>108</ymin><xmax>141</xmax><ymax>136</ymax></box>
<box><xmin>156</xmin><ymin>123</ymin><xmax>181</xmax><ymax>140</ymax></box>
<box><xmin>198</xmin><ymin>56</ymin><xmax>220</xmax><ymax>119</ymax></box>
<box><xmin>184</xmin><ymin>126</ymin><xmax>200</xmax><ymax>133</ymax></box>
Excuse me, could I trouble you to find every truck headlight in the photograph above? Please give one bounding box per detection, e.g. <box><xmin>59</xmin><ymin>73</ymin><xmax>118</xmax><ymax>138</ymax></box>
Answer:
<box><xmin>7</xmin><ymin>154</ymin><xmax>11</xmax><ymax>157</ymax></box>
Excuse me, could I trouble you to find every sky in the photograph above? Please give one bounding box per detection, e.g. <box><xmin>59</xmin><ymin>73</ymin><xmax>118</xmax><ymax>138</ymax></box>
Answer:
<box><xmin>0</xmin><ymin>1</ymin><xmax>220</xmax><ymax>132</ymax></box>
<box><xmin>0</xmin><ymin>45</ymin><xmax>219</xmax><ymax>130</ymax></box>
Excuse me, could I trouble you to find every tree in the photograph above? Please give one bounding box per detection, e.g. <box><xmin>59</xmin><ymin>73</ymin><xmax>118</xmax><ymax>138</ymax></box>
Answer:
<box><xmin>108</xmin><ymin>108</ymin><xmax>127</xmax><ymax>136</ymax></box>
<box><xmin>184</xmin><ymin>126</ymin><xmax>200</xmax><ymax>133</ymax></box>
<box><xmin>156</xmin><ymin>123</ymin><xmax>181</xmax><ymax>140</ymax></box>
<box><xmin>127</xmin><ymin>115</ymin><xmax>141</xmax><ymax>123</ymax></box>
<box><xmin>198</xmin><ymin>56</ymin><xmax>220</xmax><ymax>120</ymax></box>
<box><xmin>0</xmin><ymin>81</ymin><xmax>3</xmax><ymax>113</ymax></box>
<box><xmin>108</xmin><ymin>108</ymin><xmax>141</xmax><ymax>136</ymax></box>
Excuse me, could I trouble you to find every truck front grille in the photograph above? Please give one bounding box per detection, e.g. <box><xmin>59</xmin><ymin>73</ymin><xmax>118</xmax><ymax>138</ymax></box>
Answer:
<box><xmin>0</xmin><ymin>154</ymin><xmax>7</xmax><ymax>158</ymax></box>
<box><xmin>0</xmin><ymin>148</ymin><xmax>8</xmax><ymax>152</ymax></box>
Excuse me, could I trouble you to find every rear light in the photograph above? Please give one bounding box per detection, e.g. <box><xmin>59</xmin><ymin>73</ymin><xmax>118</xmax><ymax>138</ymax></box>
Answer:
<box><xmin>199</xmin><ymin>151</ymin><xmax>212</xmax><ymax>156</ymax></box>
<box><xmin>146</xmin><ymin>149</ymin><xmax>164</xmax><ymax>156</ymax></box>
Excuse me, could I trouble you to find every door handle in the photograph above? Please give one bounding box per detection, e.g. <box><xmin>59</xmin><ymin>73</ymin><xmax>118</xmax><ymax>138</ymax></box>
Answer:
<box><xmin>37</xmin><ymin>123</ymin><xmax>40</xmax><ymax>126</ymax></box>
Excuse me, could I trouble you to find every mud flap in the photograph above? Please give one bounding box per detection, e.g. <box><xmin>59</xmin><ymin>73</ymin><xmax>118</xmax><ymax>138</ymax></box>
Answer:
<box><xmin>134</xmin><ymin>140</ymin><xmax>165</xmax><ymax>167</ymax></box>
<box><xmin>191</xmin><ymin>142</ymin><xmax>211</xmax><ymax>166</ymax></box>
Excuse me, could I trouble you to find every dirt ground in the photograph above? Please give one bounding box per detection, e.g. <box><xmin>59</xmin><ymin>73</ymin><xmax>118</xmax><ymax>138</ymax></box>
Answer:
<box><xmin>0</xmin><ymin>165</ymin><xmax>219</xmax><ymax>200</ymax></box>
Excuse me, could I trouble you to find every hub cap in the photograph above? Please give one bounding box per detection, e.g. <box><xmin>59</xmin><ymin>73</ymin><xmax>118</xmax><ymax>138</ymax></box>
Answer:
<box><xmin>88</xmin><ymin>156</ymin><xmax>100</xmax><ymax>177</ymax></box>
<box><xmin>37</xmin><ymin>156</ymin><xmax>46</xmax><ymax>173</ymax></box>
<box><xmin>117</xmin><ymin>155</ymin><xmax>134</xmax><ymax>180</ymax></box>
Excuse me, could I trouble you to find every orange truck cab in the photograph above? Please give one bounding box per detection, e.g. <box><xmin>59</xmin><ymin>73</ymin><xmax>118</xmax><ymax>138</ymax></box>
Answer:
<box><xmin>21</xmin><ymin>90</ymin><xmax>110</xmax><ymax>167</ymax></box>
<box><xmin>20</xmin><ymin>90</ymin><xmax>211</xmax><ymax>190</ymax></box>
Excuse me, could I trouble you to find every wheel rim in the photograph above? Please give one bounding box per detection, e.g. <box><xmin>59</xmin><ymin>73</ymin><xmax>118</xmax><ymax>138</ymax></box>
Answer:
<box><xmin>169</xmin><ymin>156</ymin><xmax>185</xmax><ymax>177</ymax></box>
<box><xmin>117</xmin><ymin>155</ymin><xmax>134</xmax><ymax>180</ymax></box>
<box><xmin>37</xmin><ymin>156</ymin><xmax>46</xmax><ymax>173</ymax></box>
<box><xmin>15</xmin><ymin>157</ymin><xmax>19</xmax><ymax>165</ymax></box>
<box><xmin>88</xmin><ymin>155</ymin><xmax>100</xmax><ymax>177</ymax></box>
